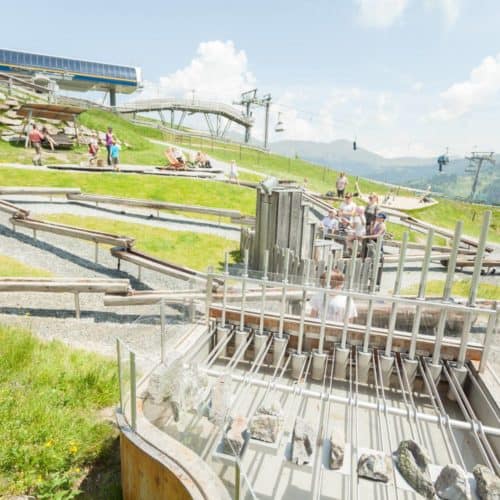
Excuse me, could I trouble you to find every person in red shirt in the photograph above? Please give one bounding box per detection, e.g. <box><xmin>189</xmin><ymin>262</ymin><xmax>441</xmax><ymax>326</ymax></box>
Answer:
<box><xmin>28</xmin><ymin>124</ymin><xmax>45</xmax><ymax>166</ymax></box>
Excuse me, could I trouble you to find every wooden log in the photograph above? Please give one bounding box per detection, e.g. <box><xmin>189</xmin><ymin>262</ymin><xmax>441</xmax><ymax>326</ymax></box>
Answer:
<box><xmin>383</xmin><ymin>239</ymin><xmax>477</xmax><ymax>255</ymax></box>
<box><xmin>0</xmin><ymin>199</ymin><xmax>29</xmax><ymax>217</ymax></box>
<box><xmin>110</xmin><ymin>247</ymin><xmax>208</xmax><ymax>284</ymax></box>
<box><xmin>400</xmin><ymin>215</ymin><xmax>494</xmax><ymax>253</ymax></box>
<box><xmin>10</xmin><ymin>217</ymin><xmax>134</xmax><ymax>247</ymax></box>
<box><xmin>0</xmin><ymin>187</ymin><xmax>81</xmax><ymax>196</ymax></box>
<box><xmin>0</xmin><ymin>277</ymin><xmax>130</xmax><ymax>294</ymax></box>
<box><xmin>67</xmin><ymin>193</ymin><xmax>241</xmax><ymax>219</ymax></box>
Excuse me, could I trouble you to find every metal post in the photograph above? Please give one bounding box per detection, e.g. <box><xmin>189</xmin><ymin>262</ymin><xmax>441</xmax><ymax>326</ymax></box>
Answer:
<box><xmin>340</xmin><ymin>239</ymin><xmax>358</xmax><ymax>349</ymax></box>
<box><xmin>221</xmin><ymin>252</ymin><xmax>229</xmax><ymax>327</ymax></box>
<box><xmin>259</xmin><ymin>250</ymin><xmax>269</xmax><ymax>335</ymax></box>
<box><xmin>239</xmin><ymin>249</ymin><xmax>249</xmax><ymax>331</ymax></box>
<box><xmin>116</xmin><ymin>339</ymin><xmax>123</xmax><ymax>411</ymax></box>
<box><xmin>369</xmin><ymin>237</ymin><xmax>383</xmax><ymax>293</ymax></box>
<box><xmin>130</xmin><ymin>351</ymin><xmax>137</xmax><ymax>431</ymax></box>
<box><xmin>458</xmin><ymin>211</ymin><xmax>491</xmax><ymax>367</ymax></box>
<box><xmin>479</xmin><ymin>303</ymin><xmax>498</xmax><ymax>373</ymax></box>
<box><xmin>297</xmin><ymin>259</ymin><xmax>311</xmax><ymax>355</ymax></box>
<box><xmin>385</xmin><ymin>231</ymin><xmax>408</xmax><ymax>355</ymax></box>
<box><xmin>74</xmin><ymin>293</ymin><xmax>80</xmax><ymax>319</ymax></box>
<box><xmin>432</xmin><ymin>221</ymin><xmax>462</xmax><ymax>365</ymax></box>
<box><xmin>278</xmin><ymin>249</ymin><xmax>290</xmax><ymax>338</ymax></box>
<box><xmin>409</xmin><ymin>228</ymin><xmax>434</xmax><ymax>360</ymax></box>
<box><xmin>160</xmin><ymin>298</ymin><xmax>166</xmax><ymax>363</ymax></box>
<box><xmin>94</xmin><ymin>242</ymin><xmax>99</xmax><ymax>264</ymax></box>
<box><xmin>318</xmin><ymin>253</ymin><xmax>333</xmax><ymax>354</ymax></box>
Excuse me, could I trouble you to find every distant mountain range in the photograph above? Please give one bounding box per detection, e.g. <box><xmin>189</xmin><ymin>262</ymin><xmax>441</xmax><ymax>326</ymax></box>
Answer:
<box><xmin>270</xmin><ymin>139</ymin><xmax>499</xmax><ymax>204</ymax></box>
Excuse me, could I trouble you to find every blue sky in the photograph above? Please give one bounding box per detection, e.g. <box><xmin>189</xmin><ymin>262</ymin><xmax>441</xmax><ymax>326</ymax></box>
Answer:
<box><xmin>3</xmin><ymin>0</ymin><xmax>500</xmax><ymax>157</ymax></box>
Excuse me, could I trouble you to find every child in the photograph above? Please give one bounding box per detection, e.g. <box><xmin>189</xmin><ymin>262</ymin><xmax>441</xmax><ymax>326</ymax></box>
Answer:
<box><xmin>88</xmin><ymin>138</ymin><xmax>99</xmax><ymax>166</ymax></box>
<box><xmin>229</xmin><ymin>160</ymin><xmax>239</xmax><ymax>184</ymax></box>
<box><xmin>110</xmin><ymin>140</ymin><xmax>121</xmax><ymax>171</ymax></box>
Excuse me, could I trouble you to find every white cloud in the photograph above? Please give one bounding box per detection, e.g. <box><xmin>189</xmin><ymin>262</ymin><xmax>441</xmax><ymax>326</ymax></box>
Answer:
<box><xmin>426</xmin><ymin>0</ymin><xmax>460</xmax><ymax>27</ymax></box>
<box><xmin>411</xmin><ymin>81</ymin><xmax>423</xmax><ymax>92</ymax></box>
<box><xmin>356</xmin><ymin>0</ymin><xmax>408</xmax><ymax>28</ymax></box>
<box><xmin>139</xmin><ymin>40</ymin><xmax>256</xmax><ymax>101</ymax></box>
<box><xmin>430</xmin><ymin>53</ymin><xmax>500</xmax><ymax>120</ymax></box>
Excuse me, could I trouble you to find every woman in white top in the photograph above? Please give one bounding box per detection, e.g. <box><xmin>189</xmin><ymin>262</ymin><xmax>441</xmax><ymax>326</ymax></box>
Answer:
<box><xmin>339</xmin><ymin>193</ymin><xmax>357</xmax><ymax>224</ymax></box>
<box><xmin>309</xmin><ymin>271</ymin><xmax>358</xmax><ymax>323</ymax></box>
<box><xmin>345</xmin><ymin>207</ymin><xmax>366</xmax><ymax>255</ymax></box>
<box><xmin>228</xmin><ymin>160</ymin><xmax>239</xmax><ymax>184</ymax></box>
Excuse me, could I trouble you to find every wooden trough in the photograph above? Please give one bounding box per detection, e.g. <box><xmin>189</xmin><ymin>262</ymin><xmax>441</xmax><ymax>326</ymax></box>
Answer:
<box><xmin>0</xmin><ymin>278</ymin><xmax>131</xmax><ymax>318</ymax></box>
<box><xmin>67</xmin><ymin>193</ymin><xmax>243</xmax><ymax>220</ymax></box>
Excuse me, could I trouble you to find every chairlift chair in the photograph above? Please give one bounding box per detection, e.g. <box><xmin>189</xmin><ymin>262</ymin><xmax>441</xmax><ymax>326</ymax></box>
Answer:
<box><xmin>275</xmin><ymin>112</ymin><xmax>285</xmax><ymax>133</ymax></box>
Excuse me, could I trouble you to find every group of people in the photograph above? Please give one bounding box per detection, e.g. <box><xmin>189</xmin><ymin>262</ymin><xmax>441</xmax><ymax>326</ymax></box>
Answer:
<box><xmin>164</xmin><ymin>147</ymin><xmax>212</xmax><ymax>170</ymax></box>
<box><xmin>320</xmin><ymin>192</ymin><xmax>387</xmax><ymax>256</ymax></box>
<box><xmin>28</xmin><ymin>124</ymin><xmax>58</xmax><ymax>166</ymax></box>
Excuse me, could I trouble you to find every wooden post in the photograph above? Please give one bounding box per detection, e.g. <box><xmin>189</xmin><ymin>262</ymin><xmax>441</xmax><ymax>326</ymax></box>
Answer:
<box><xmin>73</xmin><ymin>114</ymin><xmax>80</xmax><ymax>145</ymax></box>
<box><xmin>24</xmin><ymin>110</ymin><xmax>32</xmax><ymax>149</ymax></box>
<box><xmin>74</xmin><ymin>293</ymin><xmax>80</xmax><ymax>319</ymax></box>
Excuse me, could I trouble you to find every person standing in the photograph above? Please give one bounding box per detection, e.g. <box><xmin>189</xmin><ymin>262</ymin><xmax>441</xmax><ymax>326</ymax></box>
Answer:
<box><xmin>364</xmin><ymin>193</ymin><xmax>379</xmax><ymax>234</ymax></box>
<box><xmin>105</xmin><ymin>127</ymin><xmax>114</xmax><ymax>166</ymax></box>
<box><xmin>28</xmin><ymin>123</ymin><xmax>44</xmax><ymax>166</ymax></box>
<box><xmin>309</xmin><ymin>271</ymin><xmax>357</xmax><ymax>323</ymax></box>
<box><xmin>110</xmin><ymin>140</ymin><xmax>121</xmax><ymax>171</ymax></box>
<box><xmin>229</xmin><ymin>160</ymin><xmax>239</xmax><ymax>184</ymax></box>
<box><xmin>336</xmin><ymin>172</ymin><xmax>348</xmax><ymax>198</ymax></box>
<box><xmin>361</xmin><ymin>212</ymin><xmax>387</xmax><ymax>287</ymax></box>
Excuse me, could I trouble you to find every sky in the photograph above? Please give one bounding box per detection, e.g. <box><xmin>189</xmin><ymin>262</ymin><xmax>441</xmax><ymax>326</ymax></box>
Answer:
<box><xmin>3</xmin><ymin>0</ymin><xmax>500</xmax><ymax>157</ymax></box>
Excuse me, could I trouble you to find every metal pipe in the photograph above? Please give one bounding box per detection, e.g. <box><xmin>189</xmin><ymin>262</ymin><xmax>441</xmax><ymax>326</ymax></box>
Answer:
<box><xmin>278</xmin><ymin>249</ymin><xmax>290</xmax><ymax>338</ymax></box>
<box><xmin>479</xmin><ymin>303</ymin><xmax>498</xmax><ymax>373</ymax></box>
<box><xmin>385</xmin><ymin>231</ymin><xmax>408</xmax><ymax>355</ymax></box>
<box><xmin>340</xmin><ymin>239</ymin><xmax>358</xmax><ymax>349</ymax></box>
<box><xmin>297</xmin><ymin>259</ymin><xmax>311</xmax><ymax>355</ymax></box>
<box><xmin>458</xmin><ymin>211</ymin><xmax>491</xmax><ymax>367</ymax></box>
<box><xmin>221</xmin><ymin>252</ymin><xmax>229</xmax><ymax>327</ymax></box>
<box><xmin>130</xmin><ymin>351</ymin><xmax>137</xmax><ymax>431</ymax></box>
<box><xmin>432</xmin><ymin>221</ymin><xmax>462</xmax><ymax>364</ymax></box>
<box><xmin>239</xmin><ymin>249</ymin><xmax>249</xmax><ymax>331</ymax></box>
<box><xmin>160</xmin><ymin>298</ymin><xmax>166</xmax><ymax>363</ymax></box>
<box><xmin>259</xmin><ymin>250</ymin><xmax>269</xmax><ymax>335</ymax></box>
<box><xmin>409</xmin><ymin>229</ymin><xmax>434</xmax><ymax>360</ymax></box>
<box><xmin>318</xmin><ymin>253</ymin><xmax>334</xmax><ymax>354</ymax></box>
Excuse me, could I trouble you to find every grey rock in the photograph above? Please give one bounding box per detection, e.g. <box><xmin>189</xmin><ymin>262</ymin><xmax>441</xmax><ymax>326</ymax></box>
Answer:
<box><xmin>257</xmin><ymin>401</ymin><xmax>282</xmax><ymax>417</ymax></box>
<box><xmin>0</xmin><ymin>115</ymin><xmax>22</xmax><ymax>126</ymax></box>
<box><xmin>292</xmin><ymin>418</ymin><xmax>314</xmax><ymax>465</ymax></box>
<box><xmin>250</xmin><ymin>413</ymin><xmax>280</xmax><ymax>443</ymax></box>
<box><xmin>473</xmin><ymin>465</ymin><xmax>500</xmax><ymax>500</ymax></box>
<box><xmin>435</xmin><ymin>464</ymin><xmax>471</xmax><ymax>500</ymax></box>
<box><xmin>357</xmin><ymin>452</ymin><xmax>391</xmax><ymax>482</ymax></box>
<box><xmin>222</xmin><ymin>415</ymin><xmax>247</xmax><ymax>456</ymax></box>
<box><xmin>395</xmin><ymin>440</ymin><xmax>435</xmax><ymax>498</ymax></box>
<box><xmin>1</xmin><ymin>134</ymin><xmax>24</xmax><ymax>143</ymax></box>
<box><xmin>5</xmin><ymin>98</ymin><xmax>19</xmax><ymax>107</ymax></box>
<box><xmin>329</xmin><ymin>436</ymin><xmax>344</xmax><ymax>470</ymax></box>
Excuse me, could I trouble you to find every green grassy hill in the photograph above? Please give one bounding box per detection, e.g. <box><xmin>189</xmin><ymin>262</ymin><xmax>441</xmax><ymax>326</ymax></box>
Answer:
<box><xmin>0</xmin><ymin>101</ymin><xmax>499</xmax><ymax>243</ymax></box>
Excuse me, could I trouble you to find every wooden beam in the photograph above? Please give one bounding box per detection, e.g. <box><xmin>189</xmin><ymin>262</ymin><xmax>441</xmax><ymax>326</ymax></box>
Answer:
<box><xmin>0</xmin><ymin>278</ymin><xmax>130</xmax><ymax>294</ymax></box>
<box><xmin>10</xmin><ymin>217</ymin><xmax>134</xmax><ymax>247</ymax></box>
<box><xmin>0</xmin><ymin>187</ymin><xmax>81</xmax><ymax>196</ymax></box>
<box><xmin>209</xmin><ymin>306</ymin><xmax>483</xmax><ymax>361</ymax></box>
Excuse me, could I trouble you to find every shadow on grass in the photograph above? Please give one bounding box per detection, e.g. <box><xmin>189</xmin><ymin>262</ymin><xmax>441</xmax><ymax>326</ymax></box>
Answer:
<box><xmin>77</xmin><ymin>435</ymin><xmax>122</xmax><ymax>500</ymax></box>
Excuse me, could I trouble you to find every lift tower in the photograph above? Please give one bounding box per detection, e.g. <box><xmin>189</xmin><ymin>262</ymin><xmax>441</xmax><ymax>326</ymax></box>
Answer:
<box><xmin>465</xmin><ymin>152</ymin><xmax>495</xmax><ymax>201</ymax></box>
<box><xmin>235</xmin><ymin>89</ymin><xmax>272</xmax><ymax>148</ymax></box>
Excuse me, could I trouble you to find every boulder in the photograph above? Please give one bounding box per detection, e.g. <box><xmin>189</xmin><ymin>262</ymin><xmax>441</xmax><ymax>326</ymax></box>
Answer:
<box><xmin>473</xmin><ymin>465</ymin><xmax>500</xmax><ymax>500</ymax></box>
<box><xmin>435</xmin><ymin>464</ymin><xmax>471</xmax><ymax>500</ymax></box>
<box><xmin>329</xmin><ymin>435</ymin><xmax>344</xmax><ymax>470</ymax></box>
<box><xmin>250</xmin><ymin>413</ymin><xmax>280</xmax><ymax>443</ymax></box>
<box><xmin>0</xmin><ymin>115</ymin><xmax>22</xmax><ymax>126</ymax></box>
<box><xmin>357</xmin><ymin>452</ymin><xmax>391</xmax><ymax>482</ymax></box>
<box><xmin>291</xmin><ymin>418</ymin><xmax>314</xmax><ymax>465</ymax></box>
<box><xmin>257</xmin><ymin>401</ymin><xmax>283</xmax><ymax>418</ymax></box>
<box><xmin>5</xmin><ymin>109</ymin><xmax>20</xmax><ymax>119</ymax></box>
<box><xmin>395</xmin><ymin>440</ymin><xmax>435</xmax><ymax>499</ymax></box>
<box><xmin>5</xmin><ymin>98</ymin><xmax>19</xmax><ymax>107</ymax></box>
<box><xmin>222</xmin><ymin>416</ymin><xmax>247</xmax><ymax>456</ymax></box>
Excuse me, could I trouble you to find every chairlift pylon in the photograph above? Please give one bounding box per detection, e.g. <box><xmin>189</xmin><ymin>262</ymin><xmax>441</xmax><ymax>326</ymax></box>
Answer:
<box><xmin>275</xmin><ymin>112</ymin><xmax>285</xmax><ymax>133</ymax></box>
<box><xmin>437</xmin><ymin>148</ymin><xmax>449</xmax><ymax>172</ymax></box>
